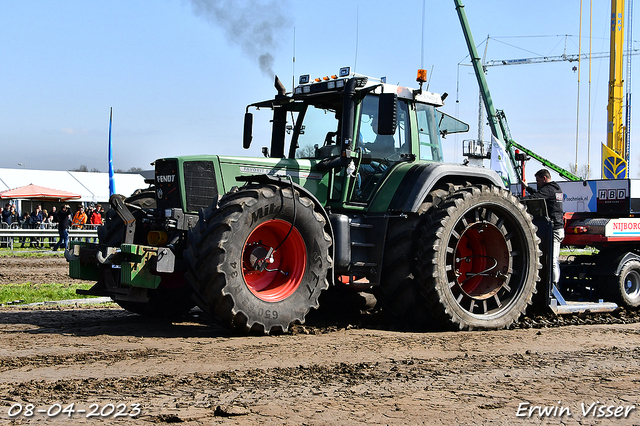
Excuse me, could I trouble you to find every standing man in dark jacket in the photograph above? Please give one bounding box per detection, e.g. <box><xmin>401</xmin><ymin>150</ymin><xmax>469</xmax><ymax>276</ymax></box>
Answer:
<box><xmin>1</xmin><ymin>203</ymin><xmax>11</xmax><ymax>225</ymax></box>
<box><xmin>53</xmin><ymin>205</ymin><xmax>72</xmax><ymax>251</ymax></box>
<box><xmin>523</xmin><ymin>168</ymin><xmax>564</xmax><ymax>286</ymax></box>
<box><xmin>27</xmin><ymin>205</ymin><xmax>43</xmax><ymax>247</ymax></box>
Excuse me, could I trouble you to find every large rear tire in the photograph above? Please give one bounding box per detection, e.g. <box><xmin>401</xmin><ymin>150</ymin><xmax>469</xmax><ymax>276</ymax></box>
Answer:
<box><xmin>417</xmin><ymin>185</ymin><xmax>540</xmax><ymax>330</ymax></box>
<box><xmin>184</xmin><ymin>184</ymin><xmax>332</xmax><ymax>334</ymax></box>
<box><xmin>376</xmin><ymin>188</ymin><xmax>457</xmax><ymax>329</ymax></box>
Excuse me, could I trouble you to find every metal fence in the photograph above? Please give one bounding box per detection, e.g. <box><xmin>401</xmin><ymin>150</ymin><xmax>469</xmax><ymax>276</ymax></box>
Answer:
<box><xmin>0</xmin><ymin>222</ymin><xmax>99</xmax><ymax>249</ymax></box>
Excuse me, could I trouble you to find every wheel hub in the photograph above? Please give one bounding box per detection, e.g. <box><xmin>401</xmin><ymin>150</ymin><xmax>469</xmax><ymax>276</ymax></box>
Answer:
<box><xmin>624</xmin><ymin>270</ymin><xmax>640</xmax><ymax>299</ymax></box>
<box><xmin>247</xmin><ymin>244</ymin><xmax>272</xmax><ymax>272</ymax></box>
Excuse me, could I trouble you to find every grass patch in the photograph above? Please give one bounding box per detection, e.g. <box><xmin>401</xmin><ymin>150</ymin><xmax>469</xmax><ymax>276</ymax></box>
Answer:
<box><xmin>0</xmin><ymin>247</ymin><xmax>63</xmax><ymax>258</ymax></box>
<box><xmin>0</xmin><ymin>283</ymin><xmax>99</xmax><ymax>305</ymax></box>
<box><xmin>560</xmin><ymin>246</ymin><xmax>598</xmax><ymax>256</ymax></box>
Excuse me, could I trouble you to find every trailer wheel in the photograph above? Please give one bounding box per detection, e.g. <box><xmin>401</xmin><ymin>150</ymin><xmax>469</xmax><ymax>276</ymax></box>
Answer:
<box><xmin>606</xmin><ymin>260</ymin><xmax>640</xmax><ymax>309</ymax></box>
<box><xmin>417</xmin><ymin>185</ymin><xmax>541</xmax><ymax>330</ymax></box>
<box><xmin>184</xmin><ymin>184</ymin><xmax>332</xmax><ymax>334</ymax></box>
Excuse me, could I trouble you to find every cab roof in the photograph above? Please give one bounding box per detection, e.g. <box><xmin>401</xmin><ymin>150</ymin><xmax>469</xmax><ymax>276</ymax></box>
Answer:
<box><xmin>292</xmin><ymin>66</ymin><xmax>445</xmax><ymax>107</ymax></box>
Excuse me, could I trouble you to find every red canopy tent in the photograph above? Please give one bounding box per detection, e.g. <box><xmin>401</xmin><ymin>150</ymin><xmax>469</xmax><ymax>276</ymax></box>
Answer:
<box><xmin>0</xmin><ymin>184</ymin><xmax>81</xmax><ymax>201</ymax></box>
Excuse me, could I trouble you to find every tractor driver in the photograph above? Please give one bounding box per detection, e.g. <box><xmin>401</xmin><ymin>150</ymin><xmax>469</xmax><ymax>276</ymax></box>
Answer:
<box><xmin>356</xmin><ymin>114</ymin><xmax>393</xmax><ymax>186</ymax></box>
<box><xmin>360</xmin><ymin>115</ymin><xmax>396</xmax><ymax>159</ymax></box>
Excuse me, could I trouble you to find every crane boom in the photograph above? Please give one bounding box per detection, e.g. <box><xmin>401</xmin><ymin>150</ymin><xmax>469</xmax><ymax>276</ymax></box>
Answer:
<box><xmin>483</xmin><ymin>49</ymin><xmax>639</xmax><ymax>68</ymax></box>
<box><xmin>625</xmin><ymin>0</ymin><xmax>634</xmax><ymax>165</ymax></box>
<box><xmin>454</xmin><ymin>3</ymin><xmax>504</xmax><ymax>145</ymax></box>
<box><xmin>604</xmin><ymin>0</ymin><xmax>628</xmax><ymax>179</ymax></box>
<box><xmin>454</xmin><ymin>0</ymin><xmax>517</xmax><ymax>184</ymax></box>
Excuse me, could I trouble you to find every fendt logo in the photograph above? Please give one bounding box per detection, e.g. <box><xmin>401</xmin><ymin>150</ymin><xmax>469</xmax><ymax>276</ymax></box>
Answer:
<box><xmin>157</xmin><ymin>175</ymin><xmax>176</xmax><ymax>183</ymax></box>
<box><xmin>598</xmin><ymin>188</ymin><xmax>627</xmax><ymax>200</ymax></box>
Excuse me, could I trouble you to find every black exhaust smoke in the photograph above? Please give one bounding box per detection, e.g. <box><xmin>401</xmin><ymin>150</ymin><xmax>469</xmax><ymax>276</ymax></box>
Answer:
<box><xmin>189</xmin><ymin>0</ymin><xmax>291</xmax><ymax>78</ymax></box>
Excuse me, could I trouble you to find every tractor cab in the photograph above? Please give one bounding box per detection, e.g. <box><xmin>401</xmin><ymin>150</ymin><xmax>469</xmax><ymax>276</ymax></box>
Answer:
<box><xmin>243</xmin><ymin>67</ymin><xmax>469</xmax><ymax>208</ymax></box>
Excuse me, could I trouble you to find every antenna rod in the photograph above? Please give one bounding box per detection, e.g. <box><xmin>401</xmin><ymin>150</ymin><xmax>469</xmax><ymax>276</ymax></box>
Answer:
<box><xmin>354</xmin><ymin>6</ymin><xmax>359</xmax><ymax>72</ymax></box>
<box><xmin>421</xmin><ymin>0</ymin><xmax>426</xmax><ymax>69</ymax></box>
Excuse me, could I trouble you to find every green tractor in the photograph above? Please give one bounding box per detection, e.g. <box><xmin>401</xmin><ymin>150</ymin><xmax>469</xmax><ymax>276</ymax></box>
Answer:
<box><xmin>69</xmin><ymin>67</ymin><xmax>541</xmax><ymax>333</ymax></box>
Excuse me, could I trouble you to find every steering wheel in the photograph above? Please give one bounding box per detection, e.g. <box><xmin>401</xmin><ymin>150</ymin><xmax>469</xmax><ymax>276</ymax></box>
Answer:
<box><xmin>324</xmin><ymin>131</ymin><xmax>337</xmax><ymax>146</ymax></box>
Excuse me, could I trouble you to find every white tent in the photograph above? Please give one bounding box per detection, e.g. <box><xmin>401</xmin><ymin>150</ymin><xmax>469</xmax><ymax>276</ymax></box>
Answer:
<box><xmin>0</xmin><ymin>168</ymin><xmax>148</xmax><ymax>204</ymax></box>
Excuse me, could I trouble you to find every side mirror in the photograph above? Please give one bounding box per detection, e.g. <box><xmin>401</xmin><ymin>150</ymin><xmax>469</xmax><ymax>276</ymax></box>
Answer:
<box><xmin>377</xmin><ymin>93</ymin><xmax>397</xmax><ymax>135</ymax></box>
<box><xmin>243</xmin><ymin>112</ymin><xmax>253</xmax><ymax>149</ymax></box>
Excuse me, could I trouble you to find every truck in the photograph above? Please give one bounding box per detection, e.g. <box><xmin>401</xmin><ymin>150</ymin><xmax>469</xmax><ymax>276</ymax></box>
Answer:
<box><xmin>556</xmin><ymin>180</ymin><xmax>640</xmax><ymax>310</ymax></box>
<box><xmin>552</xmin><ymin>0</ymin><xmax>640</xmax><ymax>312</ymax></box>
<box><xmin>67</xmin><ymin>66</ymin><xmax>544</xmax><ymax>334</ymax></box>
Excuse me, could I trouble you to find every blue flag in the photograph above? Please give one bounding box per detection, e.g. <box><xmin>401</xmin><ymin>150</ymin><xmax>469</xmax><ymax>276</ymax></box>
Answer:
<box><xmin>108</xmin><ymin>107</ymin><xmax>116</xmax><ymax>197</ymax></box>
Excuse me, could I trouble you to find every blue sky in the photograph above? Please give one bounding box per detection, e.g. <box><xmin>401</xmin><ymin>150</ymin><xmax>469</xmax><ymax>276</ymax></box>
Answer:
<box><xmin>1</xmin><ymin>0</ymin><xmax>638</xmax><ymax>180</ymax></box>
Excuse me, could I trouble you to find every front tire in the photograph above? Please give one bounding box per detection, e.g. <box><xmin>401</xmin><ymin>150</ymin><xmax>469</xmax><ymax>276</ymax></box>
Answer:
<box><xmin>417</xmin><ymin>185</ymin><xmax>541</xmax><ymax>330</ymax></box>
<box><xmin>185</xmin><ymin>184</ymin><xmax>332</xmax><ymax>334</ymax></box>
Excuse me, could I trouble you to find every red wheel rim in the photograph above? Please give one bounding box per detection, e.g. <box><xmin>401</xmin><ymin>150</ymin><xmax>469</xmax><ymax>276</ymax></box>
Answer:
<box><xmin>455</xmin><ymin>223</ymin><xmax>509</xmax><ymax>300</ymax></box>
<box><xmin>242</xmin><ymin>219</ymin><xmax>306</xmax><ymax>302</ymax></box>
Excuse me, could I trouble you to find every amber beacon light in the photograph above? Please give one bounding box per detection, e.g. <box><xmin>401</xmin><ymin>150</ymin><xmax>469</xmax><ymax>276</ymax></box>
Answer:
<box><xmin>416</xmin><ymin>69</ymin><xmax>427</xmax><ymax>83</ymax></box>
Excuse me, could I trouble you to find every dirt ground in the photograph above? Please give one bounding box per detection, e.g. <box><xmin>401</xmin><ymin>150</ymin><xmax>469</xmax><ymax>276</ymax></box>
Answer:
<box><xmin>0</xmin><ymin>255</ymin><xmax>83</xmax><ymax>287</ymax></box>
<box><xmin>1</xmin><ymin>255</ymin><xmax>640</xmax><ymax>425</ymax></box>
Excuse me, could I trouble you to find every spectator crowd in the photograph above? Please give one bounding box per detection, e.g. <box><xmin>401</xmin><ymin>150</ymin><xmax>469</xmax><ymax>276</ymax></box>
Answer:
<box><xmin>1</xmin><ymin>202</ymin><xmax>104</xmax><ymax>250</ymax></box>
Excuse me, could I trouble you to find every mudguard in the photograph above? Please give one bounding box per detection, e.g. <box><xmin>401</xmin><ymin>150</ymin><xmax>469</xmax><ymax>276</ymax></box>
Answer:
<box><xmin>372</xmin><ymin>162</ymin><xmax>505</xmax><ymax>213</ymax></box>
<box><xmin>592</xmin><ymin>251</ymin><xmax>640</xmax><ymax>276</ymax></box>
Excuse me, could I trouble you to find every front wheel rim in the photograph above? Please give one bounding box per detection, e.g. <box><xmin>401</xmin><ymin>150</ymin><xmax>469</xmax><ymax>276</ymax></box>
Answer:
<box><xmin>623</xmin><ymin>270</ymin><xmax>640</xmax><ymax>300</ymax></box>
<box><xmin>242</xmin><ymin>219</ymin><xmax>306</xmax><ymax>302</ymax></box>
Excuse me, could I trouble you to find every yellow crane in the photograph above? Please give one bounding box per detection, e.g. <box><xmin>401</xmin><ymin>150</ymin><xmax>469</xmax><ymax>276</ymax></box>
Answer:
<box><xmin>603</xmin><ymin>0</ymin><xmax>628</xmax><ymax>179</ymax></box>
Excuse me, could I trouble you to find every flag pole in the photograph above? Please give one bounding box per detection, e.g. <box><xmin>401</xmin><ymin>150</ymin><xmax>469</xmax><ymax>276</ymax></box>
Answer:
<box><xmin>108</xmin><ymin>107</ymin><xmax>116</xmax><ymax>197</ymax></box>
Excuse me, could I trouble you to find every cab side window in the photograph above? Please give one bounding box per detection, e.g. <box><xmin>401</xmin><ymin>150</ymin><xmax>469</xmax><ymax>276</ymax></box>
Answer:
<box><xmin>417</xmin><ymin>103</ymin><xmax>442</xmax><ymax>162</ymax></box>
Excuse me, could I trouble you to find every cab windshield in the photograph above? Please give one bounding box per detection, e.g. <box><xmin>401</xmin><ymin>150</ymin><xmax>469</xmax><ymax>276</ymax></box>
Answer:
<box><xmin>284</xmin><ymin>93</ymin><xmax>342</xmax><ymax>159</ymax></box>
<box><xmin>292</xmin><ymin>105</ymin><xmax>341</xmax><ymax>159</ymax></box>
